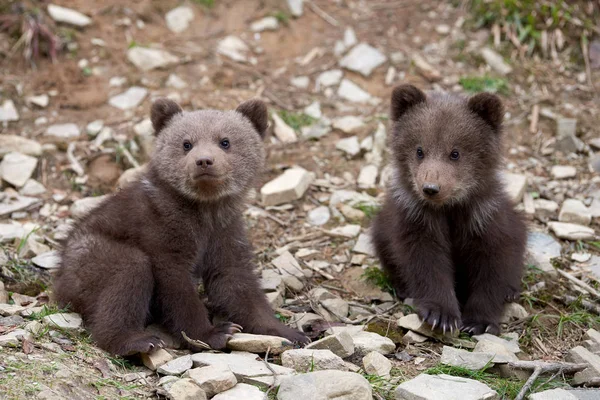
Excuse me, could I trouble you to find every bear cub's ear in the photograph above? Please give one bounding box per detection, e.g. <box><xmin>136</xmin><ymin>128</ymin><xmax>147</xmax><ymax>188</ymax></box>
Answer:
<box><xmin>390</xmin><ymin>84</ymin><xmax>427</xmax><ymax>121</ymax></box>
<box><xmin>236</xmin><ymin>99</ymin><xmax>268</xmax><ymax>138</ymax></box>
<box><xmin>467</xmin><ymin>92</ymin><xmax>504</xmax><ymax>131</ymax></box>
<box><xmin>151</xmin><ymin>99</ymin><xmax>183</xmax><ymax>135</ymax></box>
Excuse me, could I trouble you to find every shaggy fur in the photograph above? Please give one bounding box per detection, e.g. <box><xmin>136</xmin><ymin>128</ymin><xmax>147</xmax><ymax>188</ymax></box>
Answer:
<box><xmin>53</xmin><ymin>99</ymin><xmax>309</xmax><ymax>355</ymax></box>
<box><xmin>372</xmin><ymin>84</ymin><xmax>527</xmax><ymax>335</ymax></box>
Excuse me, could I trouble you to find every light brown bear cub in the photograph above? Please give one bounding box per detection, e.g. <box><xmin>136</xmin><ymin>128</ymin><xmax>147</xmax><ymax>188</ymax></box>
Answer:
<box><xmin>372</xmin><ymin>85</ymin><xmax>527</xmax><ymax>336</ymax></box>
<box><xmin>54</xmin><ymin>99</ymin><xmax>309</xmax><ymax>355</ymax></box>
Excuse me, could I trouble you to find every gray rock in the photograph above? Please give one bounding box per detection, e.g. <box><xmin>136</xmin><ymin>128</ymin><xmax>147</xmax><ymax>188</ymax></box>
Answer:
<box><xmin>167</xmin><ymin>378</ymin><xmax>207</xmax><ymax>400</ymax></box>
<box><xmin>352</xmin><ymin>331</ymin><xmax>395</xmax><ymax>355</ymax></box>
<box><xmin>277</xmin><ymin>370</ymin><xmax>372</xmax><ymax>400</ymax></box>
<box><xmin>306</xmin><ymin>331</ymin><xmax>355</xmax><ymax>358</ymax></box>
<box><xmin>158</xmin><ymin>355</ymin><xmax>193</xmax><ymax>376</ymax></box>
<box><xmin>0</xmin><ymin>223</ymin><xmax>24</xmax><ymax>243</ymax></box>
<box><xmin>316</xmin><ymin>70</ymin><xmax>343</xmax><ymax>89</ymax></box>
<box><xmin>395</xmin><ymin>373</ymin><xmax>498</xmax><ymax>400</ymax></box>
<box><xmin>261</xmin><ymin>167</ymin><xmax>313</xmax><ymax>206</ymax></box>
<box><xmin>70</xmin><ymin>195</ymin><xmax>109</xmax><ymax>218</ymax></box>
<box><xmin>0</xmin><ymin>100</ymin><xmax>19</xmax><ymax>122</ymax></box>
<box><xmin>568</xmin><ymin>346</ymin><xmax>600</xmax><ymax>385</ymax></box>
<box><xmin>441</xmin><ymin>346</ymin><xmax>496</xmax><ymax>370</ymax></box>
<box><xmin>0</xmin><ymin>135</ymin><xmax>42</xmax><ymax>157</ymax></box>
<box><xmin>528</xmin><ymin>388</ymin><xmax>578</xmax><ymax>400</ymax></box>
<box><xmin>402</xmin><ymin>330</ymin><xmax>429</xmax><ymax>345</ymax></box>
<box><xmin>272</xmin><ymin>251</ymin><xmax>304</xmax><ymax>278</ymax></box>
<box><xmin>127</xmin><ymin>47</ymin><xmax>179</xmax><ymax>71</ymax></box>
<box><xmin>344</xmin><ymin>27</ymin><xmax>358</xmax><ymax>47</ymax></box>
<box><xmin>261</xmin><ymin>269</ymin><xmax>284</xmax><ymax>292</ymax></box>
<box><xmin>332</xmin><ymin>116</ymin><xmax>364</xmax><ymax>134</ymax></box>
<box><xmin>271</xmin><ymin>113</ymin><xmax>298</xmax><ymax>143</ymax></box>
<box><xmin>526</xmin><ymin>231</ymin><xmax>562</xmax><ymax>273</ymax></box>
<box><xmin>481</xmin><ymin>47</ymin><xmax>512</xmax><ymax>75</ymax></box>
<box><xmin>109</xmin><ymin>87</ymin><xmax>148</xmax><ymax>110</ymax></box>
<box><xmin>192</xmin><ymin>352</ymin><xmax>294</xmax><ymax>388</ymax></box>
<box><xmin>555</xmin><ymin>118</ymin><xmax>581</xmax><ymax>154</ymax></box>
<box><xmin>282</xmin><ymin>275</ymin><xmax>304</xmax><ymax>292</ymax></box>
<box><xmin>0</xmin><ymin>196</ymin><xmax>39</xmax><ymax>218</ymax></box>
<box><xmin>357</xmin><ymin>165</ymin><xmax>378</xmax><ymax>190</ymax></box>
<box><xmin>559</xmin><ymin>199</ymin><xmax>591</xmax><ymax>226</ymax></box>
<box><xmin>534</xmin><ymin>199</ymin><xmax>559</xmax><ymax>217</ymax></box>
<box><xmin>31</xmin><ymin>251</ymin><xmax>60</xmax><ymax>270</ymax></box>
<box><xmin>0</xmin><ymin>304</ymin><xmax>27</xmax><ymax>317</ymax></box>
<box><xmin>212</xmin><ymin>383</ymin><xmax>265</xmax><ymax>400</ymax></box>
<box><xmin>45</xmin><ymin>123</ymin><xmax>80</xmax><ymax>139</ymax></box>
<box><xmin>302</xmin><ymin>120</ymin><xmax>332</xmax><ymax>140</ymax></box>
<box><xmin>43</xmin><ymin>313</ymin><xmax>82</xmax><ymax>330</ymax></box>
<box><xmin>551</xmin><ymin>165</ymin><xmax>577</xmax><ymax>179</ymax></box>
<box><xmin>251</xmin><ymin>16</ymin><xmax>279</xmax><ymax>32</ymax></box>
<box><xmin>0</xmin><ymin>315</ymin><xmax>25</xmax><ymax>327</ymax></box>
<box><xmin>47</xmin><ymin>4</ymin><xmax>91</xmax><ymax>27</ymax></box>
<box><xmin>0</xmin><ymin>152</ymin><xmax>38</xmax><ymax>188</ymax></box>
<box><xmin>266</xmin><ymin>290</ymin><xmax>284</xmax><ymax>309</ymax></box>
<box><xmin>308</xmin><ymin>206</ymin><xmax>331</xmax><ymax>226</ymax></box>
<box><xmin>142</xmin><ymin>349</ymin><xmax>174</xmax><ymax>371</ymax></box>
<box><xmin>166</xmin><ymin>74</ymin><xmax>187</xmax><ymax>89</ymax></box>
<box><xmin>362</xmin><ymin>351</ymin><xmax>391</xmax><ymax>377</ymax></box>
<box><xmin>329</xmin><ymin>190</ymin><xmax>378</xmax><ymax>210</ymax></box>
<box><xmin>472</xmin><ymin>334</ymin><xmax>520</xmax><ymax>357</ymax></box>
<box><xmin>217</xmin><ymin>36</ymin><xmax>250</xmax><ymax>63</ymax></box>
<box><xmin>282</xmin><ymin>349</ymin><xmax>346</xmax><ymax>372</ymax></box>
<box><xmin>327</xmin><ymin>224</ymin><xmax>361</xmax><ymax>238</ymax></box>
<box><xmin>290</xmin><ymin>76</ymin><xmax>310</xmax><ymax>89</ymax></box>
<box><xmin>353</xmin><ymin>233</ymin><xmax>375</xmax><ymax>256</ymax></box>
<box><xmin>286</xmin><ymin>0</ymin><xmax>304</xmax><ymax>17</ymax></box>
<box><xmin>339</xmin><ymin>43</ymin><xmax>387</xmax><ymax>77</ymax></box>
<box><xmin>304</xmin><ymin>101</ymin><xmax>322</xmax><ymax>119</ymax></box>
<box><xmin>500</xmin><ymin>303</ymin><xmax>528</xmax><ymax>323</ymax></box>
<box><xmin>184</xmin><ymin>365</ymin><xmax>237</xmax><ymax>398</ymax></box>
<box><xmin>336</xmin><ymin>136</ymin><xmax>361</xmax><ymax>158</ymax></box>
<box><xmin>165</xmin><ymin>6</ymin><xmax>194</xmax><ymax>33</ymax></box>
<box><xmin>501</xmin><ymin>172</ymin><xmax>527</xmax><ymax>204</ymax></box>
<box><xmin>337</xmin><ymin>79</ymin><xmax>373</xmax><ymax>103</ymax></box>
<box><xmin>27</xmin><ymin>94</ymin><xmax>49</xmax><ymax>108</ymax></box>
<box><xmin>0</xmin><ymin>329</ymin><xmax>31</xmax><ymax>346</ymax></box>
<box><xmin>227</xmin><ymin>333</ymin><xmax>292</xmax><ymax>354</ymax></box>
<box><xmin>86</xmin><ymin>120</ymin><xmax>104</xmax><ymax>136</ymax></box>
<box><xmin>548</xmin><ymin>222</ymin><xmax>595</xmax><ymax>241</ymax></box>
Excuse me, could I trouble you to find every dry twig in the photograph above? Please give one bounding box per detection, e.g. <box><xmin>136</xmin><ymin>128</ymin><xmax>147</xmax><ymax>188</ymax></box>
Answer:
<box><xmin>306</xmin><ymin>1</ymin><xmax>339</xmax><ymax>27</ymax></box>
<box><xmin>509</xmin><ymin>360</ymin><xmax>589</xmax><ymax>400</ymax></box>
<box><xmin>556</xmin><ymin>269</ymin><xmax>600</xmax><ymax>300</ymax></box>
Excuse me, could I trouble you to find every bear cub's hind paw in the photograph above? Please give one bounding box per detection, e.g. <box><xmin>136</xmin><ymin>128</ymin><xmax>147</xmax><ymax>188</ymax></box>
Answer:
<box><xmin>200</xmin><ymin>321</ymin><xmax>243</xmax><ymax>350</ymax></box>
<box><xmin>460</xmin><ymin>320</ymin><xmax>500</xmax><ymax>336</ymax></box>
<box><xmin>416</xmin><ymin>299</ymin><xmax>461</xmax><ymax>334</ymax></box>
<box><xmin>120</xmin><ymin>334</ymin><xmax>165</xmax><ymax>356</ymax></box>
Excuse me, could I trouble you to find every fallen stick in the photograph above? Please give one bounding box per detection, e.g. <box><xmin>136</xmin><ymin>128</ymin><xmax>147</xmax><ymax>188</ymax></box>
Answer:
<box><xmin>556</xmin><ymin>269</ymin><xmax>600</xmax><ymax>300</ymax></box>
<box><xmin>67</xmin><ymin>142</ymin><xmax>85</xmax><ymax>177</ymax></box>
<box><xmin>556</xmin><ymin>295</ymin><xmax>600</xmax><ymax>316</ymax></box>
<box><xmin>509</xmin><ymin>361</ymin><xmax>589</xmax><ymax>400</ymax></box>
<box><xmin>306</xmin><ymin>1</ymin><xmax>339</xmax><ymax>27</ymax></box>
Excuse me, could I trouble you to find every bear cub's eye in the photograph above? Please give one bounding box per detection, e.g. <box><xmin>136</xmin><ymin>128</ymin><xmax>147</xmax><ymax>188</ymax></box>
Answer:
<box><xmin>450</xmin><ymin>150</ymin><xmax>460</xmax><ymax>160</ymax></box>
<box><xmin>183</xmin><ymin>141</ymin><xmax>193</xmax><ymax>151</ymax></box>
<box><xmin>220</xmin><ymin>139</ymin><xmax>230</xmax><ymax>149</ymax></box>
<box><xmin>416</xmin><ymin>147</ymin><xmax>424</xmax><ymax>159</ymax></box>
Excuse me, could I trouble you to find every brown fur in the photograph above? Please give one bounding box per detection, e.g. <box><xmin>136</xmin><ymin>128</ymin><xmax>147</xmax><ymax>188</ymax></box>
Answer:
<box><xmin>53</xmin><ymin>99</ymin><xmax>308</xmax><ymax>355</ymax></box>
<box><xmin>372</xmin><ymin>85</ymin><xmax>527</xmax><ymax>335</ymax></box>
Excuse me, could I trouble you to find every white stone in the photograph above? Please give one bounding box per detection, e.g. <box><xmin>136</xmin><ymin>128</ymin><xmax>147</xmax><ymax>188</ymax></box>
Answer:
<box><xmin>332</xmin><ymin>116</ymin><xmax>364</xmax><ymax>134</ymax></box>
<box><xmin>395</xmin><ymin>374</ymin><xmax>498</xmax><ymax>400</ymax></box>
<box><xmin>0</xmin><ymin>329</ymin><xmax>31</xmax><ymax>346</ymax></box>
<box><xmin>344</xmin><ymin>27</ymin><xmax>357</xmax><ymax>48</ymax></box>
<box><xmin>158</xmin><ymin>355</ymin><xmax>193</xmax><ymax>376</ymax></box>
<box><xmin>281</xmin><ymin>349</ymin><xmax>346</xmax><ymax>372</ymax></box>
<box><xmin>217</xmin><ymin>36</ymin><xmax>250</xmax><ymax>63</ymax></box>
<box><xmin>327</xmin><ymin>224</ymin><xmax>361</xmax><ymax>238</ymax></box>
<box><xmin>0</xmin><ymin>100</ymin><xmax>19</xmax><ymax>122</ymax></box>
<box><xmin>0</xmin><ymin>304</ymin><xmax>27</xmax><ymax>317</ymax></box>
<box><xmin>27</xmin><ymin>94</ymin><xmax>49</xmax><ymax>108</ymax></box>
<box><xmin>251</xmin><ymin>17</ymin><xmax>279</xmax><ymax>32</ymax></box>
<box><xmin>166</xmin><ymin>74</ymin><xmax>187</xmax><ymax>89</ymax></box>
<box><xmin>306</xmin><ymin>331</ymin><xmax>355</xmax><ymax>358</ymax></box>
<box><xmin>165</xmin><ymin>6</ymin><xmax>194</xmax><ymax>33</ymax></box>
<box><xmin>70</xmin><ymin>195</ymin><xmax>109</xmax><ymax>218</ymax></box>
<box><xmin>0</xmin><ymin>223</ymin><xmax>24</xmax><ymax>243</ymax></box>
<box><xmin>551</xmin><ymin>165</ymin><xmax>577</xmax><ymax>179</ymax></box>
<box><xmin>0</xmin><ymin>196</ymin><xmax>39</xmax><ymax>218</ymax></box>
<box><xmin>212</xmin><ymin>383</ymin><xmax>264</xmax><ymax>400</ymax></box>
<box><xmin>142</xmin><ymin>349</ymin><xmax>173</xmax><ymax>371</ymax></box>
<box><xmin>272</xmin><ymin>251</ymin><xmax>304</xmax><ymax>278</ymax></box>
<box><xmin>534</xmin><ymin>199</ymin><xmax>559</xmax><ymax>215</ymax></box>
<box><xmin>290</xmin><ymin>76</ymin><xmax>310</xmax><ymax>89</ymax></box>
<box><xmin>304</xmin><ymin>101</ymin><xmax>322</xmax><ymax>119</ymax></box>
<box><xmin>127</xmin><ymin>47</ymin><xmax>179</xmax><ymax>71</ymax></box>
<box><xmin>167</xmin><ymin>378</ymin><xmax>207</xmax><ymax>400</ymax></box>
<box><xmin>357</xmin><ymin>165</ymin><xmax>378</xmax><ymax>189</ymax></box>
<box><xmin>46</xmin><ymin>123</ymin><xmax>80</xmax><ymax>139</ymax></box>
<box><xmin>0</xmin><ymin>152</ymin><xmax>38</xmax><ymax>188</ymax></box>
<box><xmin>47</xmin><ymin>4</ymin><xmax>91</xmax><ymax>27</ymax></box>
<box><xmin>567</xmin><ymin>346</ymin><xmax>600</xmax><ymax>385</ymax></box>
<box><xmin>436</xmin><ymin>24</ymin><xmax>451</xmax><ymax>35</ymax></box>
<box><xmin>339</xmin><ymin>43</ymin><xmax>387</xmax><ymax>77</ymax></box>
<box><xmin>43</xmin><ymin>313</ymin><xmax>82</xmax><ymax>330</ymax></box>
<box><xmin>500</xmin><ymin>303</ymin><xmax>528</xmax><ymax>323</ymax></box>
<box><xmin>109</xmin><ymin>76</ymin><xmax>127</xmax><ymax>87</ymax></box>
<box><xmin>277</xmin><ymin>370</ymin><xmax>372</xmax><ymax>400</ymax></box>
<box><xmin>286</xmin><ymin>0</ymin><xmax>304</xmax><ymax>17</ymax></box>
<box><xmin>559</xmin><ymin>199</ymin><xmax>591</xmax><ymax>226</ymax></box>
<box><xmin>440</xmin><ymin>346</ymin><xmax>496</xmax><ymax>370</ymax></box>
<box><xmin>31</xmin><ymin>251</ymin><xmax>61</xmax><ymax>270</ymax></box>
<box><xmin>271</xmin><ymin>113</ymin><xmax>298</xmax><ymax>143</ymax></box>
<box><xmin>481</xmin><ymin>47</ymin><xmax>512</xmax><ymax>75</ymax></box>
<box><xmin>472</xmin><ymin>333</ymin><xmax>520</xmax><ymax>354</ymax></box>
<box><xmin>352</xmin><ymin>331</ymin><xmax>395</xmax><ymax>355</ymax></box>
<box><xmin>528</xmin><ymin>389</ymin><xmax>578</xmax><ymax>400</ymax></box>
<box><xmin>308</xmin><ymin>206</ymin><xmax>331</xmax><ymax>226</ymax></box>
<box><xmin>261</xmin><ymin>167</ymin><xmax>313</xmax><ymax>206</ymax></box>
<box><xmin>0</xmin><ymin>135</ymin><xmax>42</xmax><ymax>157</ymax></box>
<box><xmin>109</xmin><ymin>87</ymin><xmax>148</xmax><ymax>110</ymax></box>
<box><xmin>502</xmin><ymin>172</ymin><xmax>527</xmax><ymax>204</ymax></box>
<box><xmin>362</xmin><ymin>351</ymin><xmax>391</xmax><ymax>377</ymax></box>
<box><xmin>526</xmin><ymin>231</ymin><xmax>562</xmax><ymax>273</ymax></box>
<box><xmin>86</xmin><ymin>120</ymin><xmax>104</xmax><ymax>136</ymax></box>
<box><xmin>412</xmin><ymin>54</ymin><xmax>441</xmax><ymax>82</ymax></box>
<box><xmin>548</xmin><ymin>222</ymin><xmax>595</xmax><ymax>241</ymax></box>
<box><xmin>572</xmin><ymin>252</ymin><xmax>591</xmax><ymax>263</ymax></box>
<box><xmin>353</xmin><ymin>233</ymin><xmax>375</xmax><ymax>256</ymax></box>
<box><xmin>184</xmin><ymin>365</ymin><xmax>237</xmax><ymax>398</ymax></box>
<box><xmin>337</xmin><ymin>79</ymin><xmax>373</xmax><ymax>103</ymax></box>
<box><xmin>316</xmin><ymin>69</ymin><xmax>343</xmax><ymax>90</ymax></box>
<box><xmin>227</xmin><ymin>333</ymin><xmax>292</xmax><ymax>354</ymax></box>
<box><xmin>385</xmin><ymin>66</ymin><xmax>397</xmax><ymax>86</ymax></box>
<box><xmin>302</xmin><ymin>120</ymin><xmax>331</xmax><ymax>140</ymax></box>
<box><xmin>336</xmin><ymin>136</ymin><xmax>361</xmax><ymax>158</ymax></box>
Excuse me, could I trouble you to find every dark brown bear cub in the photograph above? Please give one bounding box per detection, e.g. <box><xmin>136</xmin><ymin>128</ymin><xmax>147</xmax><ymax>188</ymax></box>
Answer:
<box><xmin>372</xmin><ymin>85</ymin><xmax>526</xmax><ymax>335</ymax></box>
<box><xmin>54</xmin><ymin>99</ymin><xmax>309</xmax><ymax>355</ymax></box>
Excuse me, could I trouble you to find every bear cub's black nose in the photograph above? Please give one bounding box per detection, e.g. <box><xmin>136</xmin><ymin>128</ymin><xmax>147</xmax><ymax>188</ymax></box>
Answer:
<box><xmin>196</xmin><ymin>157</ymin><xmax>214</xmax><ymax>168</ymax></box>
<box><xmin>422</xmin><ymin>183</ymin><xmax>440</xmax><ymax>196</ymax></box>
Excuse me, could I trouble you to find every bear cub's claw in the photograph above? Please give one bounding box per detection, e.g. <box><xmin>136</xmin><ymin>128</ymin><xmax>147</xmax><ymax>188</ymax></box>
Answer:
<box><xmin>460</xmin><ymin>320</ymin><xmax>500</xmax><ymax>336</ymax></box>
<box><xmin>416</xmin><ymin>300</ymin><xmax>461</xmax><ymax>335</ymax></box>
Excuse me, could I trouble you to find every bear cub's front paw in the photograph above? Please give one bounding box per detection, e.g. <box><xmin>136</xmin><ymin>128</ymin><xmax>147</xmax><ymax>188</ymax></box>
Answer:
<box><xmin>460</xmin><ymin>319</ymin><xmax>500</xmax><ymax>336</ymax></box>
<box><xmin>195</xmin><ymin>321</ymin><xmax>242</xmax><ymax>350</ymax></box>
<box><xmin>415</xmin><ymin>299</ymin><xmax>461</xmax><ymax>334</ymax></box>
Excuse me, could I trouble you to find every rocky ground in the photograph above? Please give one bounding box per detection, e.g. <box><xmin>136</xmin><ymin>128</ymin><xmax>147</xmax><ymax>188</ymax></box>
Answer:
<box><xmin>1</xmin><ymin>0</ymin><xmax>600</xmax><ymax>399</ymax></box>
